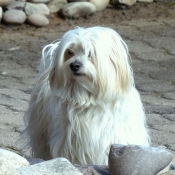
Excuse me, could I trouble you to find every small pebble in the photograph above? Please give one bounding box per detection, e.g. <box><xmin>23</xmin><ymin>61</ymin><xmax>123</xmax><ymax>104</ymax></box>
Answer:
<box><xmin>26</xmin><ymin>14</ymin><xmax>49</xmax><ymax>27</ymax></box>
<box><xmin>3</xmin><ymin>9</ymin><xmax>26</xmax><ymax>24</ymax></box>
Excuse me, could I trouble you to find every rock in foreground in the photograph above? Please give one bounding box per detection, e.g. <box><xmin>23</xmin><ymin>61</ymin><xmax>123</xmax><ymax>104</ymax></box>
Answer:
<box><xmin>17</xmin><ymin>158</ymin><xmax>82</xmax><ymax>175</ymax></box>
<box><xmin>109</xmin><ymin>144</ymin><xmax>173</xmax><ymax>175</ymax></box>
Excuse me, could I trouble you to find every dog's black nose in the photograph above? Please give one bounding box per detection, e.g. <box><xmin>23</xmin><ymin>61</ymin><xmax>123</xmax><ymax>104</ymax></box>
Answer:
<box><xmin>70</xmin><ymin>61</ymin><xmax>82</xmax><ymax>72</ymax></box>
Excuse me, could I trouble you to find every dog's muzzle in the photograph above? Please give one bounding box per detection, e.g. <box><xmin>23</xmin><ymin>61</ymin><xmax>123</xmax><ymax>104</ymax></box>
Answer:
<box><xmin>70</xmin><ymin>61</ymin><xmax>82</xmax><ymax>75</ymax></box>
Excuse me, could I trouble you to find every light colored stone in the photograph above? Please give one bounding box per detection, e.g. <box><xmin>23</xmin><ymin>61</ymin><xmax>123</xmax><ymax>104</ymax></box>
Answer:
<box><xmin>109</xmin><ymin>144</ymin><xmax>173</xmax><ymax>175</ymax></box>
<box><xmin>137</xmin><ymin>0</ymin><xmax>153</xmax><ymax>2</ymax></box>
<box><xmin>47</xmin><ymin>0</ymin><xmax>67</xmax><ymax>13</ymax></box>
<box><xmin>67</xmin><ymin>0</ymin><xmax>88</xmax><ymax>2</ymax></box>
<box><xmin>160</xmin><ymin>171</ymin><xmax>175</xmax><ymax>175</ymax></box>
<box><xmin>60</xmin><ymin>2</ymin><xmax>96</xmax><ymax>19</ymax></box>
<box><xmin>0</xmin><ymin>0</ymin><xmax>11</xmax><ymax>6</ymax></box>
<box><xmin>26</xmin><ymin>14</ymin><xmax>49</xmax><ymax>27</ymax></box>
<box><xmin>119</xmin><ymin>0</ymin><xmax>136</xmax><ymax>5</ymax></box>
<box><xmin>3</xmin><ymin>9</ymin><xmax>26</xmax><ymax>24</ymax></box>
<box><xmin>17</xmin><ymin>158</ymin><xmax>83</xmax><ymax>175</ymax></box>
<box><xmin>6</xmin><ymin>1</ymin><xmax>25</xmax><ymax>10</ymax></box>
<box><xmin>112</xmin><ymin>0</ymin><xmax>136</xmax><ymax>5</ymax></box>
<box><xmin>25</xmin><ymin>2</ymin><xmax>50</xmax><ymax>16</ymax></box>
<box><xmin>0</xmin><ymin>7</ymin><xmax>2</xmax><ymax>22</ymax></box>
<box><xmin>28</xmin><ymin>0</ymin><xmax>50</xmax><ymax>4</ymax></box>
<box><xmin>90</xmin><ymin>0</ymin><xmax>109</xmax><ymax>11</ymax></box>
<box><xmin>0</xmin><ymin>161</ymin><xmax>20</xmax><ymax>175</ymax></box>
<box><xmin>0</xmin><ymin>149</ymin><xmax>29</xmax><ymax>169</ymax></box>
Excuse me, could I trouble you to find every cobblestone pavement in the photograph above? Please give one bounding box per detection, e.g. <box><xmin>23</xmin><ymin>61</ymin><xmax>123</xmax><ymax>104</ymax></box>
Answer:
<box><xmin>0</xmin><ymin>17</ymin><xmax>175</xmax><ymax>159</ymax></box>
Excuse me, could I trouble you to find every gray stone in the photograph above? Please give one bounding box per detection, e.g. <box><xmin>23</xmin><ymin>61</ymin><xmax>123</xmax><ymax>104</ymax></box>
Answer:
<box><xmin>75</xmin><ymin>165</ymin><xmax>109</xmax><ymax>175</ymax></box>
<box><xmin>0</xmin><ymin>7</ymin><xmax>2</xmax><ymax>22</ymax></box>
<box><xmin>90</xmin><ymin>0</ymin><xmax>109</xmax><ymax>11</ymax></box>
<box><xmin>17</xmin><ymin>158</ymin><xmax>82</xmax><ymax>175</ymax></box>
<box><xmin>111</xmin><ymin>0</ymin><xmax>136</xmax><ymax>5</ymax></box>
<box><xmin>47</xmin><ymin>0</ymin><xmax>67</xmax><ymax>13</ymax></box>
<box><xmin>137</xmin><ymin>0</ymin><xmax>153</xmax><ymax>2</ymax></box>
<box><xmin>26</xmin><ymin>14</ymin><xmax>49</xmax><ymax>27</ymax></box>
<box><xmin>25</xmin><ymin>3</ymin><xmax>50</xmax><ymax>16</ymax></box>
<box><xmin>0</xmin><ymin>0</ymin><xmax>11</xmax><ymax>6</ymax></box>
<box><xmin>68</xmin><ymin>0</ymin><xmax>87</xmax><ymax>2</ymax></box>
<box><xmin>6</xmin><ymin>1</ymin><xmax>25</xmax><ymax>11</ymax></box>
<box><xmin>2</xmin><ymin>9</ymin><xmax>26</xmax><ymax>24</ymax></box>
<box><xmin>28</xmin><ymin>158</ymin><xmax>45</xmax><ymax>165</ymax></box>
<box><xmin>60</xmin><ymin>2</ymin><xmax>96</xmax><ymax>19</ymax></box>
<box><xmin>109</xmin><ymin>144</ymin><xmax>173</xmax><ymax>175</ymax></box>
<box><xmin>28</xmin><ymin>0</ymin><xmax>50</xmax><ymax>4</ymax></box>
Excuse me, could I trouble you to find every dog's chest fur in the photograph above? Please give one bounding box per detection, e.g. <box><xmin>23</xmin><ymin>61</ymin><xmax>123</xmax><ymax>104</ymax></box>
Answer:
<box><xmin>49</xmin><ymin>93</ymin><xmax>137</xmax><ymax>165</ymax></box>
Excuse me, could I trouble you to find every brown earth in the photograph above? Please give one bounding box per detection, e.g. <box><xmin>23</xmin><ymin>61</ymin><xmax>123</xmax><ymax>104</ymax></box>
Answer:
<box><xmin>0</xmin><ymin>0</ymin><xmax>175</xmax><ymax>33</ymax></box>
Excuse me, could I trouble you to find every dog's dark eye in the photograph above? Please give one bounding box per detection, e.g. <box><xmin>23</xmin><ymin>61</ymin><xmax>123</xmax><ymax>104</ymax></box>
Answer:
<box><xmin>68</xmin><ymin>49</ymin><xmax>75</xmax><ymax>56</ymax></box>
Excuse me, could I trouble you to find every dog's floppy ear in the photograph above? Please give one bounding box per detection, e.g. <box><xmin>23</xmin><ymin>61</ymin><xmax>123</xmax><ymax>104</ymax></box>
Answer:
<box><xmin>110</xmin><ymin>32</ymin><xmax>134</xmax><ymax>93</ymax></box>
<box><xmin>38</xmin><ymin>41</ymin><xmax>60</xmax><ymax>89</ymax></box>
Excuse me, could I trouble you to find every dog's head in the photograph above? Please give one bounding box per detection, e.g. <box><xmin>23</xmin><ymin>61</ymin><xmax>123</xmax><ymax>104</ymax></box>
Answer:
<box><xmin>42</xmin><ymin>27</ymin><xmax>133</xmax><ymax>102</ymax></box>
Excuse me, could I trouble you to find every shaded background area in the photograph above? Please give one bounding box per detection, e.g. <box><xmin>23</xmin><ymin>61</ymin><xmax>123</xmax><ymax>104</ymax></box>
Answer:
<box><xmin>0</xmin><ymin>0</ymin><xmax>175</xmax><ymax>32</ymax></box>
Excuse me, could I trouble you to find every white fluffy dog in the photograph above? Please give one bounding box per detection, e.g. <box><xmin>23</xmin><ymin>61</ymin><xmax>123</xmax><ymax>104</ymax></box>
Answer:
<box><xmin>22</xmin><ymin>26</ymin><xmax>150</xmax><ymax>165</ymax></box>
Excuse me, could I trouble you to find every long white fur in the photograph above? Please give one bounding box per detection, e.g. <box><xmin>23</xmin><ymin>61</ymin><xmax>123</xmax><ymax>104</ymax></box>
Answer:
<box><xmin>22</xmin><ymin>26</ymin><xmax>150</xmax><ymax>165</ymax></box>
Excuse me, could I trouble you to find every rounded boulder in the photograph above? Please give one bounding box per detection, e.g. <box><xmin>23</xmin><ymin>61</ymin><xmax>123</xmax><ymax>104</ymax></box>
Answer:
<box><xmin>26</xmin><ymin>14</ymin><xmax>49</xmax><ymax>27</ymax></box>
<box><xmin>90</xmin><ymin>0</ymin><xmax>109</xmax><ymax>11</ymax></box>
<box><xmin>109</xmin><ymin>144</ymin><xmax>173</xmax><ymax>175</ymax></box>
<box><xmin>6</xmin><ymin>1</ymin><xmax>26</xmax><ymax>11</ymax></box>
<box><xmin>3</xmin><ymin>9</ymin><xmax>26</xmax><ymax>24</ymax></box>
<box><xmin>28</xmin><ymin>0</ymin><xmax>50</xmax><ymax>4</ymax></box>
<box><xmin>60</xmin><ymin>2</ymin><xmax>96</xmax><ymax>19</ymax></box>
<box><xmin>25</xmin><ymin>3</ymin><xmax>50</xmax><ymax>16</ymax></box>
<box><xmin>0</xmin><ymin>149</ymin><xmax>29</xmax><ymax>169</ymax></box>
